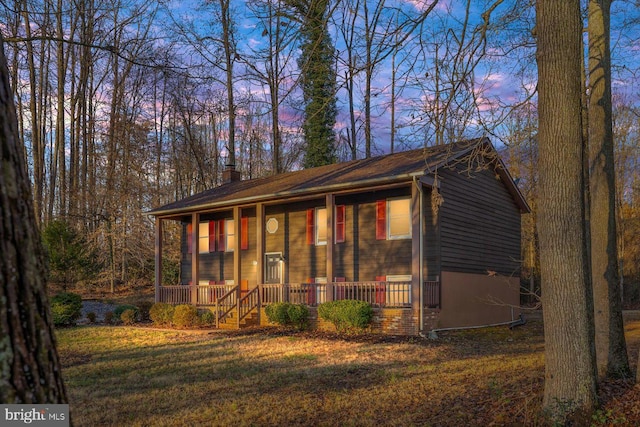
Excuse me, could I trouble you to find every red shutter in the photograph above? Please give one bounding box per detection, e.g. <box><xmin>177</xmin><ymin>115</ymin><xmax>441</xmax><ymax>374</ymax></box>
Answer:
<box><xmin>209</xmin><ymin>221</ymin><xmax>216</xmax><ymax>252</ymax></box>
<box><xmin>241</xmin><ymin>217</ymin><xmax>249</xmax><ymax>250</ymax></box>
<box><xmin>335</xmin><ymin>205</ymin><xmax>345</xmax><ymax>243</ymax></box>
<box><xmin>306</xmin><ymin>209</ymin><xmax>315</xmax><ymax>245</ymax></box>
<box><xmin>376</xmin><ymin>200</ymin><xmax>386</xmax><ymax>240</ymax></box>
<box><xmin>217</xmin><ymin>219</ymin><xmax>225</xmax><ymax>252</ymax></box>
<box><xmin>187</xmin><ymin>223</ymin><xmax>193</xmax><ymax>254</ymax></box>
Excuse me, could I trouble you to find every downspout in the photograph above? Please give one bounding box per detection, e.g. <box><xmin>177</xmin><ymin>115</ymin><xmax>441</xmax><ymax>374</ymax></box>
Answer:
<box><xmin>413</xmin><ymin>176</ymin><xmax>424</xmax><ymax>333</ymax></box>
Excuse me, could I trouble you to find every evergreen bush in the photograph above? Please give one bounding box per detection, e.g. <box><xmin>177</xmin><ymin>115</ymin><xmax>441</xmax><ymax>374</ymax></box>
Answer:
<box><xmin>265</xmin><ymin>302</ymin><xmax>309</xmax><ymax>330</ymax></box>
<box><xmin>199</xmin><ymin>309</ymin><xmax>215</xmax><ymax>326</ymax></box>
<box><xmin>172</xmin><ymin>305</ymin><xmax>199</xmax><ymax>328</ymax></box>
<box><xmin>50</xmin><ymin>292</ymin><xmax>83</xmax><ymax>326</ymax></box>
<box><xmin>114</xmin><ymin>305</ymin><xmax>139</xmax><ymax>323</ymax></box>
<box><xmin>86</xmin><ymin>312</ymin><xmax>97</xmax><ymax>323</ymax></box>
<box><xmin>135</xmin><ymin>300</ymin><xmax>154</xmax><ymax>321</ymax></box>
<box><xmin>149</xmin><ymin>303</ymin><xmax>175</xmax><ymax>326</ymax></box>
<box><xmin>104</xmin><ymin>311</ymin><xmax>114</xmax><ymax>325</ymax></box>
<box><xmin>120</xmin><ymin>309</ymin><xmax>137</xmax><ymax>325</ymax></box>
<box><xmin>318</xmin><ymin>300</ymin><xmax>373</xmax><ymax>332</ymax></box>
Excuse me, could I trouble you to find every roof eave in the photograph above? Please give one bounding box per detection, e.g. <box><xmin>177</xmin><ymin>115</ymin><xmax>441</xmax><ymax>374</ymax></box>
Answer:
<box><xmin>148</xmin><ymin>171</ymin><xmax>426</xmax><ymax>218</ymax></box>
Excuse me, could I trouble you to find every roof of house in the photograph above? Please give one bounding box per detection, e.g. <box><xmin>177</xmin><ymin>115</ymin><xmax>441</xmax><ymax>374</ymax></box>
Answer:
<box><xmin>149</xmin><ymin>138</ymin><xmax>529</xmax><ymax>217</ymax></box>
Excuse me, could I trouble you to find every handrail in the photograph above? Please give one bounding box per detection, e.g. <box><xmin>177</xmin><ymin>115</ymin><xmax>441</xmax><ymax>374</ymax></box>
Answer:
<box><xmin>215</xmin><ymin>285</ymin><xmax>239</xmax><ymax>327</ymax></box>
<box><xmin>238</xmin><ymin>287</ymin><xmax>260</xmax><ymax>324</ymax></box>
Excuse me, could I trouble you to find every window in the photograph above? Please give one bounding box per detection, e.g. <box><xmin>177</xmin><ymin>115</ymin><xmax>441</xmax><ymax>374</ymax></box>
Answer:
<box><xmin>335</xmin><ymin>205</ymin><xmax>345</xmax><ymax>243</ymax></box>
<box><xmin>306</xmin><ymin>206</ymin><xmax>345</xmax><ymax>245</ymax></box>
<box><xmin>187</xmin><ymin>221</ymin><xmax>215</xmax><ymax>254</ymax></box>
<box><xmin>198</xmin><ymin>222</ymin><xmax>210</xmax><ymax>253</ymax></box>
<box><xmin>377</xmin><ymin>198</ymin><xmax>411</xmax><ymax>240</ymax></box>
<box><xmin>226</xmin><ymin>219</ymin><xmax>235</xmax><ymax>252</ymax></box>
<box><xmin>315</xmin><ymin>208</ymin><xmax>327</xmax><ymax>245</ymax></box>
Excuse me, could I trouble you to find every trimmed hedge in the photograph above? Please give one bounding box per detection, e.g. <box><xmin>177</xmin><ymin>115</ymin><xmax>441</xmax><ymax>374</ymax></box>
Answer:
<box><xmin>265</xmin><ymin>302</ymin><xmax>309</xmax><ymax>330</ymax></box>
<box><xmin>120</xmin><ymin>309</ymin><xmax>137</xmax><ymax>325</ymax></box>
<box><xmin>149</xmin><ymin>303</ymin><xmax>175</xmax><ymax>326</ymax></box>
<box><xmin>199</xmin><ymin>309</ymin><xmax>215</xmax><ymax>326</ymax></box>
<box><xmin>114</xmin><ymin>304</ymin><xmax>139</xmax><ymax>323</ymax></box>
<box><xmin>318</xmin><ymin>300</ymin><xmax>374</xmax><ymax>332</ymax></box>
<box><xmin>172</xmin><ymin>305</ymin><xmax>199</xmax><ymax>328</ymax></box>
<box><xmin>50</xmin><ymin>292</ymin><xmax>83</xmax><ymax>326</ymax></box>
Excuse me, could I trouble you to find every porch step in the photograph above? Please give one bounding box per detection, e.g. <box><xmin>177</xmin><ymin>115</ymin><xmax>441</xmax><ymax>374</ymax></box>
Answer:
<box><xmin>217</xmin><ymin>310</ymin><xmax>259</xmax><ymax>330</ymax></box>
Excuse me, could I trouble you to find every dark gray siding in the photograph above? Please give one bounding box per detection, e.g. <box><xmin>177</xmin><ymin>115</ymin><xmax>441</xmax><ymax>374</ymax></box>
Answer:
<box><xmin>438</xmin><ymin>161</ymin><xmax>522</xmax><ymax>276</ymax></box>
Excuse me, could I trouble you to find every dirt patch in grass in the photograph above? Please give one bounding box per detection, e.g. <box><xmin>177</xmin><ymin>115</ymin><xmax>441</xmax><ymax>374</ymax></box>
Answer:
<box><xmin>56</xmin><ymin>318</ymin><xmax>640</xmax><ymax>426</ymax></box>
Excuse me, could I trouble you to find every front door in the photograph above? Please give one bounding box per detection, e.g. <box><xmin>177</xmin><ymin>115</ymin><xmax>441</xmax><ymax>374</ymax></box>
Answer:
<box><xmin>265</xmin><ymin>253</ymin><xmax>283</xmax><ymax>284</ymax></box>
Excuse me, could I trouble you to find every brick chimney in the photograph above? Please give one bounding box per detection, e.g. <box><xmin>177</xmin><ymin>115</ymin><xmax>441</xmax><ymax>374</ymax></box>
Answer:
<box><xmin>222</xmin><ymin>164</ymin><xmax>241</xmax><ymax>184</ymax></box>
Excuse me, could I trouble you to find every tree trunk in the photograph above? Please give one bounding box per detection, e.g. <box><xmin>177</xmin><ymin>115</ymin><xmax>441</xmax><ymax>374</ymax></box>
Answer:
<box><xmin>0</xmin><ymin>34</ymin><xmax>68</xmax><ymax>404</ymax></box>
<box><xmin>588</xmin><ymin>0</ymin><xmax>630</xmax><ymax>380</ymax></box>
<box><xmin>536</xmin><ymin>0</ymin><xmax>597</xmax><ymax>421</ymax></box>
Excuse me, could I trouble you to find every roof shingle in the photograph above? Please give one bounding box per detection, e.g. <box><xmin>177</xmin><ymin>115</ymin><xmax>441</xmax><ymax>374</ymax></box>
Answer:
<box><xmin>148</xmin><ymin>138</ymin><xmax>493</xmax><ymax>216</ymax></box>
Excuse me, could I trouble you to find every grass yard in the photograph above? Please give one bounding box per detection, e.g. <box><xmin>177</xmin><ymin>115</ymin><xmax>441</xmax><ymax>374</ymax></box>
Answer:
<box><xmin>57</xmin><ymin>316</ymin><xmax>640</xmax><ymax>426</ymax></box>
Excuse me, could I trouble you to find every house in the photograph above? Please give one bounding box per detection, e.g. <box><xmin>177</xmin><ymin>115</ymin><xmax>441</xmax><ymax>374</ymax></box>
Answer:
<box><xmin>148</xmin><ymin>138</ymin><xmax>530</xmax><ymax>335</ymax></box>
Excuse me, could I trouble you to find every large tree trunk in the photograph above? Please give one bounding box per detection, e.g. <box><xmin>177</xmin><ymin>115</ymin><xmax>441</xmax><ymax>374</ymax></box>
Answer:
<box><xmin>536</xmin><ymin>0</ymin><xmax>597</xmax><ymax>421</ymax></box>
<box><xmin>588</xmin><ymin>0</ymin><xmax>630</xmax><ymax>380</ymax></box>
<box><xmin>0</xmin><ymin>35</ymin><xmax>68</xmax><ymax>404</ymax></box>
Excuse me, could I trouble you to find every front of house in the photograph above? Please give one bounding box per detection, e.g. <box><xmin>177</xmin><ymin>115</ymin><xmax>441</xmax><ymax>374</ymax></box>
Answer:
<box><xmin>148</xmin><ymin>138</ymin><xmax>529</xmax><ymax>335</ymax></box>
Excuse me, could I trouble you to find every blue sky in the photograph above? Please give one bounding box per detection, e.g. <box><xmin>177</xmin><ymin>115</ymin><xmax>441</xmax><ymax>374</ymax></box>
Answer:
<box><xmin>159</xmin><ymin>0</ymin><xmax>639</xmax><ymax>154</ymax></box>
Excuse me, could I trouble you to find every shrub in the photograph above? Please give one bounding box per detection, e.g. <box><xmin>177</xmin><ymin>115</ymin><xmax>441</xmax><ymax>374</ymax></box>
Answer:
<box><xmin>286</xmin><ymin>304</ymin><xmax>310</xmax><ymax>330</ymax></box>
<box><xmin>172</xmin><ymin>305</ymin><xmax>199</xmax><ymax>328</ymax></box>
<box><xmin>149</xmin><ymin>303</ymin><xmax>175</xmax><ymax>326</ymax></box>
<box><xmin>134</xmin><ymin>300</ymin><xmax>154</xmax><ymax>322</ymax></box>
<box><xmin>199</xmin><ymin>309</ymin><xmax>215</xmax><ymax>326</ymax></box>
<box><xmin>265</xmin><ymin>302</ymin><xmax>309</xmax><ymax>330</ymax></box>
<box><xmin>265</xmin><ymin>302</ymin><xmax>290</xmax><ymax>325</ymax></box>
<box><xmin>114</xmin><ymin>305</ymin><xmax>139</xmax><ymax>323</ymax></box>
<box><xmin>318</xmin><ymin>300</ymin><xmax>374</xmax><ymax>332</ymax></box>
<box><xmin>50</xmin><ymin>292</ymin><xmax>83</xmax><ymax>326</ymax></box>
<box><xmin>86</xmin><ymin>312</ymin><xmax>97</xmax><ymax>323</ymax></box>
<box><xmin>120</xmin><ymin>309</ymin><xmax>137</xmax><ymax>326</ymax></box>
<box><xmin>104</xmin><ymin>311</ymin><xmax>114</xmax><ymax>325</ymax></box>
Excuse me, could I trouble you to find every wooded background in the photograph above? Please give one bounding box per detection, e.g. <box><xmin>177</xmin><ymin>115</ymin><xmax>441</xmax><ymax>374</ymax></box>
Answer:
<box><xmin>2</xmin><ymin>0</ymin><xmax>639</xmax><ymax>299</ymax></box>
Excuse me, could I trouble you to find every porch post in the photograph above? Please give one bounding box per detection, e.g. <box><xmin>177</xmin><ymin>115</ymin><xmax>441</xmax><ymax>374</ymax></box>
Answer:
<box><xmin>154</xmin><ymin>217</ymin><xmax>163</xmax><ymax>303</ymax></box>
<box><xmin>326</xmin><ymin>194</ymin><xmax>334</xmax><ymax>302</ymax></box>
<box><xmin>191</xmin><ymin>212</ymin><xmax>199</xmax><ymax>305</ymax></box>
<box><xmin>411</xmin><ymin>182</ymin><xmax>421</xmax><ymax>316</ymax></box>
<box><xmin>233</xmin><ymin>206</ymin><xmax>241</xmax><ymax>296</ymax></box>
<box><xmin>256</xmin><ymin>203</ymin><xmax>265</xmax><ymax>286</ymax></box>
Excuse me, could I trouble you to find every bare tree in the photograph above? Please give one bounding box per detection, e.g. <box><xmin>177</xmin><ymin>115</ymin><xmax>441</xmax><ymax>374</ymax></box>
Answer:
<box><xmin>587</xmin><ymin>0</ymin><xmax>630</xmax><ymax>380</ymax></box>
<box><xmin>536</xmin><ymin>0</ymin><xmax>597</xmax><ymax>421</ymax></box>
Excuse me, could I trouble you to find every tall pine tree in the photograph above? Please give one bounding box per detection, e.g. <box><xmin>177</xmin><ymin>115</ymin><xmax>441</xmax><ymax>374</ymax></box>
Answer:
<box><xmin>289</xmin><ymin>0</ymin><xmax>337</xmax><ymax>168</ymax></box>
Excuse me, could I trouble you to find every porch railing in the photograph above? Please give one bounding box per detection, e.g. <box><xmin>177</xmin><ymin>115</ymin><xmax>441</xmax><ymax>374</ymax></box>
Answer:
<box><xmin>158</xmin><ymin>285</ymin><xmax>191</xmax><ymax>304</ymax></box>
<box><xmin>333</xmin><ymin>281</ymin><xmax>411</xmax><ymax>308</ymax></box>
<box><xmin>197</xmin><ymin>283</ymin><xmax>237</xmax><ymax>306</ymax></box>
<box><xmin>261</xmin><ymin>283</ymin><xmax>326</xmax><ymax>306</ymax></box>
<box><xmin>159</xmin><ymin>280</ymin><xmax>440</xmax><ymax>311</ymax></box>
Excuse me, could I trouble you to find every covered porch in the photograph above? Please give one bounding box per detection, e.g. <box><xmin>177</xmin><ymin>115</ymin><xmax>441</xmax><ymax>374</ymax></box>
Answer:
<box><xmin>156</xmin><ymin>279</ymin><xmax>441</xmax><ymax>331</ymax></box>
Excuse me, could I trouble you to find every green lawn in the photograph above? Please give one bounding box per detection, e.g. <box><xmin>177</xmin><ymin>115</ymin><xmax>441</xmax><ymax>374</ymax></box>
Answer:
<box><xmin>56</xmin><ymin>318</ymin><xmax>640</xmax><ymax>426</ymax></box>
